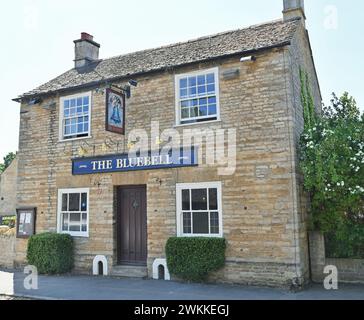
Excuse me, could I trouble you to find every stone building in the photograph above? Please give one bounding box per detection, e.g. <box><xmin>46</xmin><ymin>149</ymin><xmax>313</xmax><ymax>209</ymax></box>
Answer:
<box><xmin>12</xmin><ymin>0</ymin><xmax>321</xmax><ymax>287</ymax></box>
<box><xmin>0</xmin><ymin>157</ymin><xmax>18</xmax><ymax>217</ymax></box>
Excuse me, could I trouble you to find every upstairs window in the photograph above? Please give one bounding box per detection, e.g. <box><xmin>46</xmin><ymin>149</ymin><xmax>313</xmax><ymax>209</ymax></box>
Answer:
<box><xmin>175</xmin><ymin>68</ymin><xmax>220</xmax><ymax>125</ymax></box>
<box><xmin>60</xmin><ymin>92</ymin><xmax>91</xmax><ymax>140</ymax></box>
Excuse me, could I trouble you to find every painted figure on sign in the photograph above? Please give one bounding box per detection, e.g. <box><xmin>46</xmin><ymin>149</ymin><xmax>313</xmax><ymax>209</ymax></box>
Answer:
<box><xmin>109</xmin><ymin>94</ymin><xmax>122</xmax><ymax>125</ymax></box>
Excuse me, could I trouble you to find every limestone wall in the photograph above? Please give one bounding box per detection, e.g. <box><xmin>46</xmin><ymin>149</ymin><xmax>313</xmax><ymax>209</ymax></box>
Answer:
<box><xmin>0</xmin><ymin>234</ymin><xmax>15</xmax><ymax>269</ymax></box>
<box><xmin>0</xmin><ymin>158</ymin><xmax>18</xmax><ymax>216</ymax></box>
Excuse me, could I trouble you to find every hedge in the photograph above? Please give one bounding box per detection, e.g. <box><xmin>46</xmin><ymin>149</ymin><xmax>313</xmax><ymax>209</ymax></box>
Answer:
<box><xmin>27</xmin><ymin>232</ymin><xmax>74</xmax><ymax>274</ymax></box>
<box><xmin>166</xmin><ymin>237</ymin><xmax>226</xmax><ymax>282</ymax></box>
<box><xmin>325</xmin><ymin>222</ymin><xmax>364</xmax><ymax>259</ymax></box>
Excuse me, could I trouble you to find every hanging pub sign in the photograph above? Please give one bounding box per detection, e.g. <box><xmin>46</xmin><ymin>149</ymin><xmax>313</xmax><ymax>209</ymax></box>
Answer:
<box><xmin>105</xmin><ymin>88</ymin><xmax>125</xmax><ymax>135</ymax></box>
<box><xmin>72</xmin><ymin>147</ymin><xmax>198</xmax><ymax>175</ymax></box>
<box><xmin>16</xmin><ymin>208</ymin><xmax>36</xmax><ymax>238</ymax></box>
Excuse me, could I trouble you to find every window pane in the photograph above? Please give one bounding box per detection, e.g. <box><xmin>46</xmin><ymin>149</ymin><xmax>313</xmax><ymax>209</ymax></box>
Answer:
<box><xmin>70</xmin><ymin>213</ymin><xmax>80</xmax><ymax>222</ymax></box>
<box><xmin>69</xmin><ymin>225</ymin><xmax>81</xmax><ymax>232</ymax></box>
<box><xmin>69</xmin><ymin>213</ymin><xmax>81</xmax><ymax>231</ymax></box>
<box><xmin>197</xmin><ymin>75</ymin><xmax>205</xmax><ymax>85</ymax></box>
<box><xmin>206</xmin><ymin>73</ymin><xmax>215</xmax><ymax>84</ymax></box>
<box><xmin>182</xmin><ymin>190</ymin><xmax>190</xmax><ymax>210</ymax></box>
<box><xmin>62</xmin><ymin>194</ymin><xmax>68</xmax><ymax>211</ymax></box>
<box><xmin>62</xmin><ymin>213</ymin><xmax>69</xmax><ymax>231</ymax></box>
<box><xmin>83</xmin><ymin>96</ymin><xmax>89</xmax><ymax>105</ymax></box>
<box><xmin>209</xmin><ymin>188</ymin><xmax>218</xmax><ymax>210</ymax></box>
<box><xmin>210</xmin><ymin>212</ymin><xmax>219</xmax><ymax>234</ymax></box>
<box><xmin>81</xmin><ymin>213</ymin><xmax>87</xmax><ymax>232</ymax></box>
<box><xmin>188</xmin><ymin>76</ymin><xmax>196</xmax><ymax>87</ymax></box>
<box><xmin>81</xmin><ymin>193</ymin><xmax>87</xmax><ymax>211</ymax></box>
<box><xmin>208</xmin><ymin>96</ymin><xmax>216</xmax><ymax>104</ymax></box>
<box><xmin>69</xmin><ymin>108</ymin><xmax>76</xmax><ymax>116</ymax></box>
<box><xmin>190</xmin><ymin>107</ymin><xmax>199</xmax><ymax>118</ymax></box>
<box><xmin>181</xmin><ymin>108</ymin><xmax>189</xmax><ymax>119</ymax></box>
<box><xmin>198</xmin><ymin>85</ymin><xmax>206</xmax><ymax>95</ymax></box>
<box><xmin>199</xmin><ymin>97</ymin><xmax>207</xmax><ymax>106</ymax></box>
<box><xmin>207</xmin><ymin>84</ymin><xmax>215</xmax><ymax>93</ymax></box>
<box><xmin>64</xmin><ymin>100</ymin><xmax>69</xmax><ymax>108</ymax></box>
<box><xmin>77</xmin><ymin>97</ymin><xmax>83</xmax><ymax>106</ymax></box>
<box><xmin>189</xmin><ymin>87</ymin><xmax>197</xmax><ymax>96</ymax></box>
<box><xmin>180</xmin><ymin>78</ymin><xmax>188</xmax><ymax>89</ymax></box>
<box><xmin>77</xmin><ymin>123</ymin><xmax>83</xmax><ymax>132</ymax></box>
<box><xmin>199</xmin><ymin>106</ymin><xmax>207</xmax><ymax>116</ymax></box>
<box><xmin>181</xmin><ymin>100</ymin><xmax>189</xmax><ymax>108</ymax></box>
<box><xmin>64</xmin><ymin>126</ymin><xmax>70</xmax><ymax>136</ymax></box>
<box><xmin>183</xmin><ymin>212</ymin><xmax>191</xmax><ymax>234</ymax></box>
<box><xmin>180</xmin><ymin>88</ymin><xmax>188</xmax><ymax>98</ymax></box>
<box><xmin>191</xmin><ymin>189</ymin><xmax>207</xmax><ymax>210</ymax></box>
<box><xmin>69</xmin><ymin>193</ymin><xmax>80</xmax><ymax>211</ymax></box>
<box><xmin>70</xmin><ymin>99</ymin><xmax>76</xmax><ymax>107</ymax></box>
<box><xmin>193</xmin><ymin>212</ymin><xmax>209</xmax><ymax>234</ymax></box>
<box><xmin>208</xmin><ymin>105</ymin><xmax>217</xmax><ymax>116</ymax></box>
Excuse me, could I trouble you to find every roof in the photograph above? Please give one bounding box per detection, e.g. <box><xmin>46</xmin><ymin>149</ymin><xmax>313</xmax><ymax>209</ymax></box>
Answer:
<box><xmin>15</xmin><ymin>18</ymin><xmax>301</xmax><ymax>101</ymax></box>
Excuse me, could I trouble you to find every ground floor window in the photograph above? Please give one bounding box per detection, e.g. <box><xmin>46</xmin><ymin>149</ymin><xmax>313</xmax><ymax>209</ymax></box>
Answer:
<box><xmin>57</xmin><ymin>188</ymin><xmax>89</xmax><ymax>237</ymax></box>
<box><xmin>176</xmin><ymin>182</ymin><xmax>222</xmax><ymax>237</ymax></box>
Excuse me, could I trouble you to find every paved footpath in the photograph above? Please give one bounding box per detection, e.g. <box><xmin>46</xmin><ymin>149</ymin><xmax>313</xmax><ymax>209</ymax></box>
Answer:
<box><xmin>1</xmin><ymin>269</ymin><xmax>364</xmax><ymax>300</ymax></box>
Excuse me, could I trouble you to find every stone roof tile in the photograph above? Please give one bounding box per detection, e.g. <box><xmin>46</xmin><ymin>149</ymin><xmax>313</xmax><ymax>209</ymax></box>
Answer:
<box><xmin>17</xmin><ymin>18</ymin><xmax>300</xmax><ymax>100</ymax></box>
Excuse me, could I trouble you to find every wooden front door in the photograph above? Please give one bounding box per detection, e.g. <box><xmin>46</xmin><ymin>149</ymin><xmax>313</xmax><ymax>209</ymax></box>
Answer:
<box><xmin>117</xmin><ymin>186</ymin><xmax>147</xmax><ymax>265</ymax></box>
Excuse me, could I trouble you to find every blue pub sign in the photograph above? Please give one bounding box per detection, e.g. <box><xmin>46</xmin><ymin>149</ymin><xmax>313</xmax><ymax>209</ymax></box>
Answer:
<box><xmin>72</xmin><ymin>147</ymin><xmax>198</xmax><ymax>175</ymax></box>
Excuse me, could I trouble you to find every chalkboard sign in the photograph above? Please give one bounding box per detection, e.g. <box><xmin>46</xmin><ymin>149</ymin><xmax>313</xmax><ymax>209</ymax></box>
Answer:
<box><xmin>16</xmin><ymin>208</ymin><xmax>36</xmax><ymax>238</ymax></box>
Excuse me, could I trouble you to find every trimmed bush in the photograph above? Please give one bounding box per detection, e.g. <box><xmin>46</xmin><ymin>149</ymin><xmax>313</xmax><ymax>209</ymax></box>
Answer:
<box><xmin>166</xmin><ymin>237</ymin><xmax>226</xmax><ymax>282</ymax></box>
<box><xmin>27</xmin><ymin>232</ymin><xmax>74</xmax><ymax>274</ymax></box>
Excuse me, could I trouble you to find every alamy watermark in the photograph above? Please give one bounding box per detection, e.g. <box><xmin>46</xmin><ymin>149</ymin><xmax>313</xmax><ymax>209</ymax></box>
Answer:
<box><xmin>323</xmin><ymin>265</ymin><xmax>338</xmax><ymax>290</ymax></box>
<box><xmin>324</xmin><ymin>5</ymin><xmax>339</xmax><ymax>30</ymax></box>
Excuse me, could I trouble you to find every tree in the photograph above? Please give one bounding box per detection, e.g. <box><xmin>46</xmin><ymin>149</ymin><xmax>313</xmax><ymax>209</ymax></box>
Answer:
<box><xmin>300</xmin><ymin>90</ymin><xmax>364</xmax><ymax>258</ymax></box>
<box><xmin>0</xmin><ymin>152</ymin><xmax>17</xmax><ymax>174</ymax></box>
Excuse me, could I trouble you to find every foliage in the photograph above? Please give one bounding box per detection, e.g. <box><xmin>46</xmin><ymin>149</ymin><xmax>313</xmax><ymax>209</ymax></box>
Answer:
<box><xmin>166</xmin><ymin>237</ymin><xmax>226</xmax><ymax>282</ymax></box>
<box><xmin>0</xmin><ymin>152</ymin><xmax>17</xmax><ymax>173</ymax></box>
<box><xmin>300</xmin><ymin>68</ymin><xmax>315</xmax><ymax>130</ymax></box>
<box><xmin>299</xmin><ymin>79</ymin><xmax>364</xmax><ymax>257</ymax></box>
<box><xmin>27</xmin><ymin>233</ymin><xmax>74</xmax><ymax>274</ymax></box>
<box><xmin>300</xmin><ymin>92</ymin><xmax>364</xmax><ymax>231</ymax></box>
<box><xmin>325</xmin><ymin>220</ymin><xmax>364</xmax><ymax>259</ymax></box>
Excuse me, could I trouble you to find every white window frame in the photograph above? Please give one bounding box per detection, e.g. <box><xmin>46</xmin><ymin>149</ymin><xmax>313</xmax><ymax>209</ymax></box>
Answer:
<box><xmin>59</xmin><ymin>92</ymin><xmax>92</xmax><ymax>142</ymax></box>
<box><xmin>176</xmin><ymin>182</ymin><xmax>223</xmax><ymax>238</ymax></box>
<box><xmin>57</xmin><ymin>188</ymin><xmax>90</xmax><ymax>238</ymax></box>
<box><xmin>175</xmin><ymin>67</ymin><xmax>220</xmax><ymax>126</ymax></box>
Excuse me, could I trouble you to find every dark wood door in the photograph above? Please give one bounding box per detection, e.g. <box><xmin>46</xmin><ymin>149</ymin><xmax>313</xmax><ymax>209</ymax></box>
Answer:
<box><xmin>117</xmin><ymin>186</ymin><xmax>147</xmax><ymax>265</ymax></box>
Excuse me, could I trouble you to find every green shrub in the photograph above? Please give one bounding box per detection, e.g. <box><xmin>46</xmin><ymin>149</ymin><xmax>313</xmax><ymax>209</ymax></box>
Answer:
<box><xmin>27</xmin><ymin>232</ymin><xmax>74</xmax><ymax>274</ymax></box>
<box><xmin>166</xmin><ymin>237</ymin><xmax>226</xmax><ymax>282</ymax></box>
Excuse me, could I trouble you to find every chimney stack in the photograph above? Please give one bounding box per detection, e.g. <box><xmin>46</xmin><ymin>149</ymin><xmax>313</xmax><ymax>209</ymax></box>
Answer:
<box><xmin>283</xmin><ymin>0</ymin><xmax>306</xmax><ymax>25</ymax></box>
<box><xmin>74</xmin><ymin>32</ymin><xmax>100</xmax><ymax>68</ymax></box>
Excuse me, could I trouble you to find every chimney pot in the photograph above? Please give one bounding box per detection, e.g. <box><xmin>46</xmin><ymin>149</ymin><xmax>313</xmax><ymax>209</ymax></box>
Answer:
<box><xmin>81</xmin><ymin>32</ymin><xmax>94</xmax><ymax>41</ymax></box>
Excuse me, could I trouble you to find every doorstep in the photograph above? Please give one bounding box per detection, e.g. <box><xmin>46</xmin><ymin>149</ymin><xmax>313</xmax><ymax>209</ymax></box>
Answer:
<box><xmin>110</xmin><ymin>265</ymin><xmax>148</xmax><ymax>279</ymax></box>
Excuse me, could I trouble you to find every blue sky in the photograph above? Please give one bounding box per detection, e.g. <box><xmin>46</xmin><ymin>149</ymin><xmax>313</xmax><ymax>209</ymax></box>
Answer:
<box><xmin>0</xmin><ymin>0</ymin><xmax>363</xmax><ymax>160</ymax></box>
